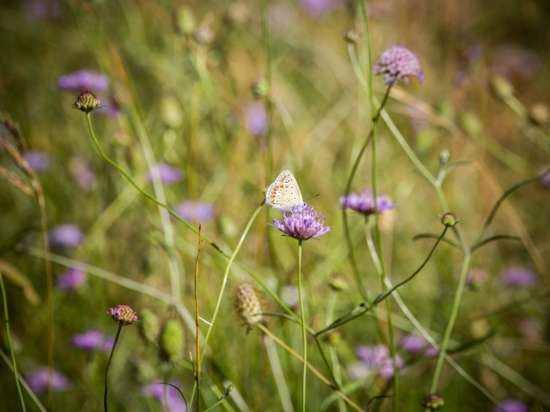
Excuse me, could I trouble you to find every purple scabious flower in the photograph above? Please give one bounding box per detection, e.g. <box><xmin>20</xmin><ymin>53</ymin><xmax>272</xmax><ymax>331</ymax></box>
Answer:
<box><xmin>71</xmin><ymin>330</ymin><xmax>112</xmax><ymax>352</ymax></box>
<box><xmin>340</xmin><ymin>191</ymin><xmax>394</xmax><ymax>216</ymax></box>
<box><xmin>501</xmin><ymin>267</ymin><xmax>536</xmax><ymax>288</ymax></box>
<box><xmin>373</xmin><ymin>45</ymin><xmax>424</xmax><ymax>85</ymax></box>
<box><xmin>493</xmin><ymin>399</ymin><xmax>528</xmax><ymax>412</ymax></box>
<box><xmin>143</xmin><ymin>383</ymin><xmax>186</xmax><ymax>412</ymax></box>
<box><xmin>22</xmin><ymin>151</ymin><xmax>50</xmax><ymax>172</ymax></box>
<box><xmin>355</xmin><ymin>345</ymin><xmax>403</xmax><ymax>379</ymax></box>
<box><xmin>56</xmin><ymin>267</ymin><xmax>86</xmax><ymax>290</ymax></box>
<box><xmin>69</xmin><ymin>158</ymin><xmax>97</xmax><ymax>192</ymax></box>
<box><xmin>24</xmin><ymin>0</ymin><xmax>61</xmax><ymax>19</ymax></box>
<box><xmin>300</xmin><ymin>0</ymin><xmax>341</xmax><ymax>17</ymax></box>
<box><xmin>58</xmin><ymin>69</ymin><xmax>109</xmax><ymax>93</ymax></box>
<box><xmin>272</xmin><ymin>204</ymin><xmax>330</xmax><ymax>241</ymax></box>
<box><xmin>147</xmin><ymin>162</ymin><xmax>183</xmax><ymax>185</ymax></box>
<box><xmin>49</xmin><ymin>224</ymin><xmax>84</xmax><ymax>249</ymax></box>
<box><xmin>26</xmin><ymin>368</ymin><xmax>70</xmax><ymax>394</ymax></box>
<box><xmin>108</xmin><ymin>304</ymin><xmax>138</xmax><ymax>325</ymax></box>
<box><xmin>176</xmin><ymin>201</ymin><xmax>215</xmax><ymax>223</ymax></box>
<box><xmin>245</xmin><ymin>102</ymin><xmax>268</xmax><ymax>137</ymax></box>
<box><xmin>399</xmin><ymin>335</ymin><xmax>428</xmax><ymax>354</ymax></box>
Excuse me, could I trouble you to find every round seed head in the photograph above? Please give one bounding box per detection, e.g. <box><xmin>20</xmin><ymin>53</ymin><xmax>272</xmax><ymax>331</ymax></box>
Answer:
<box><xmin>74</xmin><ymin>91</ymin><xmax>101</xmax><ymax>113</ymax></box>
<box><xmin>160</xmin><ymin>319</ymin><xmax>185</xmax><ymax>361</ymax></box>
<box><xmin>108</xmin><ymin>304</ymin><xmax>138</xmax><ymax>325</ymax></box>
<box><xmin>139</xmin><ymin>309</ymin><xmax>160</xmax><ymax>344</ymax></box>
<box><xmin>235</xmin><ymin>283</ymin><xmax>263</xmax><ymax>329</ymax></box>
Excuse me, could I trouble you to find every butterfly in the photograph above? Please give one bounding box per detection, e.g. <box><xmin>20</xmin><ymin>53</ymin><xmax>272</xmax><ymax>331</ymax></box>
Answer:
<box><xmin>265</xmin><ymin>169</ymin><xmax>304</xmax><ymax>211</ymax></box>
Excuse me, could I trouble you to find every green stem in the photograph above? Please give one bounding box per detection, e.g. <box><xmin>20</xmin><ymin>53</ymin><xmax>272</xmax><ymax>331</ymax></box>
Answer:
<box><xmin>104</xmin><ymin>322</ymin><xmax>123</xmax><ymax>412</ymax></box>
<box><xmin>428</xmin><ymin>251</ymin><xmax>472</xmax><ymax>396</ymax></box>
<box><xmin>297</xmin><ymin>240</ymin><xmax>307</xmax><ymax>412</ymax></box>
<box><xmin>0</xmin><ymin>273</ymin><xmax>27</xmax><ymax>412</ymax></box>
<box><xmin>189</xmin><ymin>205</ymin><xmax>263</xmax><ymax>406</ymax></box>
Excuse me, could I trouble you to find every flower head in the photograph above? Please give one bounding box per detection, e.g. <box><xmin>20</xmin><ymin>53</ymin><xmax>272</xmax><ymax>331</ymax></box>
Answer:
<box><xmin>373</xmin><ymin>45</ymin><xmax>424</xmax><ymax>85</ymax></box>
<box><xmin>71</xmin><ymin>330</ymin><xmax>112</xmax><ymax>352</ymax></box>
<box><xmin>493</xmin><ymin>400</ymin><xmax>528</xmax><ymax>412</ymax></box>
<box><xmin>56</xmin><ymin>267</ymin><xmax>86</xmax><ymax>290</ymax></box>
<box><xmin>74</xmin><ymin>91</ymin><xmax>101</xmax><ymax>113</ymax></box>
<box><xmin>245</xmin><ymin>102</ymin><xmax>268</xmax><ymax>137</ymax></box>
<box><xmin>143</xmin><ymin>383</ymin><xmax>186</xmax><ymax>412</ymax></box>
<box><xmin>399</xmin><ymin>335</ymin><xmax>428</xmax><ymax>354</ymax></box>
<box><xmin>272</xmin><ymin>204</ymin><xmax>330</xmax><ymax>240</ymax></box>
<box><xmin>147</xmin><ymin>162</ymin><xmax>183</xmax><ymax>185</ymax></box>
<box><xmin>340</xmin><ymin>191</ymin><xmax>394</xmax><ymax>216</ymax></box>
<box><xmin>500</xmin><ymin>267</ymin><xmax>536</xmax><ymax>288</ymax></box>
<box><xmin>176</xmin><ymin>201</ymin><xmax>215</xmax><ymax>223</ymax></box>
<box><xmin>58</xmin><ymin>69</ymin><xmax>109</xmax><ymax>92</ymax></box>
<box><xmin>22</xmin><ymin>151</ymin><xmax>50</xmax><ymax>172</ymax></box>
<box><xmin>26</xmin><ymin>368</ymin><xmax>70</xmax><ymax>394</ymax></box>
<box><xmin>49</xmin><ymin>224</ymin><xmax>83</xmax><ymax>249</ymax></box>
<box><xmin>108</xmin><ymin>304</ymin><xmax>138</xmax><ymax>325</ymax></box>
<box><xmin>355</xmin><ymin>344</ymin><xmax>403</xmax><ymax>379</ymax></box>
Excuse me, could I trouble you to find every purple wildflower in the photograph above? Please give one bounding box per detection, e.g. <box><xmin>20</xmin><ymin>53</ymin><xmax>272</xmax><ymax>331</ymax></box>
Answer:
<box><xmin>147</xmin><ymin>162</ymin><xmax>183</xmax><ymax>185</ymax></box>
<box><xmin>71</xmin><ymin>330</ymin><xmax>112</xmax><ymax>352</ymax></box>
<box><xmin>176</xmin><ymin>201</ymin><xmax>215</xmax><ymax>223</ymax></box>
<box><xmin>399</xmin><ymin>335</ymin><xmax>428</xmax><ymax>354</ymax></box>
<box><xmin>108</xmin><ymin>304</ymin><xmax>138</xmax><ymax>325</ymax></box>
<box><xmin>373</xmin><ymin>45</ymin><xmax>424</xmax><ymax>85</ymax></box>
<box><xmin>355</xmin><ymin>345</ymin><xmax>403</xmax><ymax>379</ymax></box>
<box><xmin>300</xmin><ymin>0</ymin><xmax>341</xmax><ymax>17</ymax></box>
<box><xmin>49</xmin><ymin>224</ymin><xmax>84</xmax><ymax>249</ymax></box>
<box><xmin>143</xmin><ymin>383</ymin><xmax>186</xmax><ymax>412</ymax></box>
<box><xmin>24</xmin><ymin>0</ymin><xmax>61</xmax><ymax>19</ymax></box>
<box><xmin>69</xmin><ymin>158</ymin><xmax>96</xmax><ymax>192</ymax></box>
<box><xmin>58</xmin><ymin>69</ymin><xmax>109</xmax><ymax>93</ymax></box>
<box><xmin>22</xmin><ymin>151</ymin><xmax>50</xmax><ymax>172</ymax></box>
<box><xmin>493</xmin><ymin>399</ymin><xmax>528</xmax><ymax>412</ymax></box>
<box><xmin>245</xmin><ymin>102</ymin><xmax>268</xmax><ymax>137</ymax></box>
<box><xmin>26</xmin><ymin>368</ymin><xmax>69</xmax><ymax>394</ymax></box>
<box><xmin>501</xmin><ymin>267</ymin><xmax>536</xmax><ymax>288</ymax></box>
<box><xmin>340</xmin><ymin>191</ymin><xmax>394</xmax><ymax>216</ymax></box>
<box><xmin>272</xmin><ymin>204</ymin><xmax>331</xmax><ymax>241</ymax></box>
<box><xmin>56</xmin><ymin>267</ymin><xmax>86</xmax><ymax>290</ymax></box>
<box><xmin>491</xmin><ymin>45</ymin><xmax>539</xmax><ymax>80</ymax></box>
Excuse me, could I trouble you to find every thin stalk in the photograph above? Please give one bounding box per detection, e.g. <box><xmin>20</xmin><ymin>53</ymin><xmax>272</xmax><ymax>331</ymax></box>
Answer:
<box><xmin>194</xmin><ymin>226</ymin><xmax>202</xmax><ymax>412</ymax></box>
<box><xmin>297</xmin><ymin>240</ymin><xmax>307</xmax><ymax>412</ymax></box>
<box><xmin>258</xmin><ymin>324</ymin><xmax>364</xmax><ymax>412</ymax></box>
<box><xmin>104</xmin><ymin>322</ymin><xmax>123</xmax><ymax>412</ymax></box>
<box><xmin>190</xmin><ymin>205</ymin><xmax>263</xmax><ymax>406</ymax></box>
<box><xmin>263</xmin><ymin>336</ymin><xmax>295</xmax><ymax>412</ymax></box>
<box><xmin>428</xmin><ymin>252</ymin><xmax>472</xmax><ymax>396</ymax></box>
<box><xmin>0</xmin><ymin>273</ymin><xmax>27</xmax><ymax>412</ymax></box>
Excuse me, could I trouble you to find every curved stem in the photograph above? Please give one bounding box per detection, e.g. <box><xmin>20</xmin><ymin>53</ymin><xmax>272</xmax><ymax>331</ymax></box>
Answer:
<box><xmin>297</xmin><ymin>240</ymin><xmax>307</xmax><ymax>412</ymax></box>
<box><xmin>104</xmin><ymin>322</ymin><xmax>123</xmax><ymax>412</ymax></box>
<box><xmin>0</xmin><ymin>273</ymin><xmax>27</xmax><ymax>412</ymax></box>
<box><xmin>428</xmin><ymin>252</ymin><xmax>472</xmax><ymax>396</ymax></box>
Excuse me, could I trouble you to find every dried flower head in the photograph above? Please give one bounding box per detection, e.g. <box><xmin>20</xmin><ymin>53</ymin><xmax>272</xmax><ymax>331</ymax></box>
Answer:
<box><xmin>340</xmin><ymin>191</ymin><xmax>394</xmax><ymax>216</ymax></box>
<box><xmin>235</xmin><ymin>283</ymin><xmax>263</xmax><ymax>328</ymax></box>
<box><xmin>373</xmin><ymin>45</ymin><xmax>424</xmax><ymax>85</ymax></box>
<box><xmin>74</xmin><ymin>91</ymin><xmax>101</xmax><ymax>113</ymax></box>
<box><xmin>272</xmin><ymin>204</ymin><xmax>330</xmax><ymax>241</ymax></box>
<box><xmin>108</xmin><ymin>304</ymin><xmax>138</xmax><ymax>325</ymax></box>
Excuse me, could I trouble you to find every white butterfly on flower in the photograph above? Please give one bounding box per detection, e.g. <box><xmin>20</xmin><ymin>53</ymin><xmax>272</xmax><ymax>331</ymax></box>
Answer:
<box><xmin>265</xmin><ymin>170</ymin><xmax>304</xmax><ymax>211</ymax></box>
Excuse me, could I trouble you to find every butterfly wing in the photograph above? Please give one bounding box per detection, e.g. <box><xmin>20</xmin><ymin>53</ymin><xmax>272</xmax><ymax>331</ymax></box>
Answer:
<box><xmin>265</xmin><ymin>170</ymin><xmax>304</xmax><ymax>210</ymax></box>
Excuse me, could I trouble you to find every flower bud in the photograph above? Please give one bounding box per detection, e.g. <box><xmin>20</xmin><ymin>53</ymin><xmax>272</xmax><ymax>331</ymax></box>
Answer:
<box><xmin>235</xmin><ymin>283</ymin><xmax>263</xmax><ymax>329</ymax></box>
<box><xmin>74</xmin><ymin>91</ymin><xmax>101</xmax><ymax>113</ymax></box>
<box><xmin>423</xmin><ymin>394</ymin><xmax>444</xmax><ymax>410</ymax></box>
<box><xmin>329</xmin><ymin>275</ymin><xmax>348</xmax><ymax>292</ymax></box>
<box><xmin>160</xmin><ymin>319</ymin><xmax>184</xmax><ymax>361</ymax></box>
<box><xmin>440</xmin><ymin>212</ymin><xmax>458</xmax><ymax>228</ymax></box>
